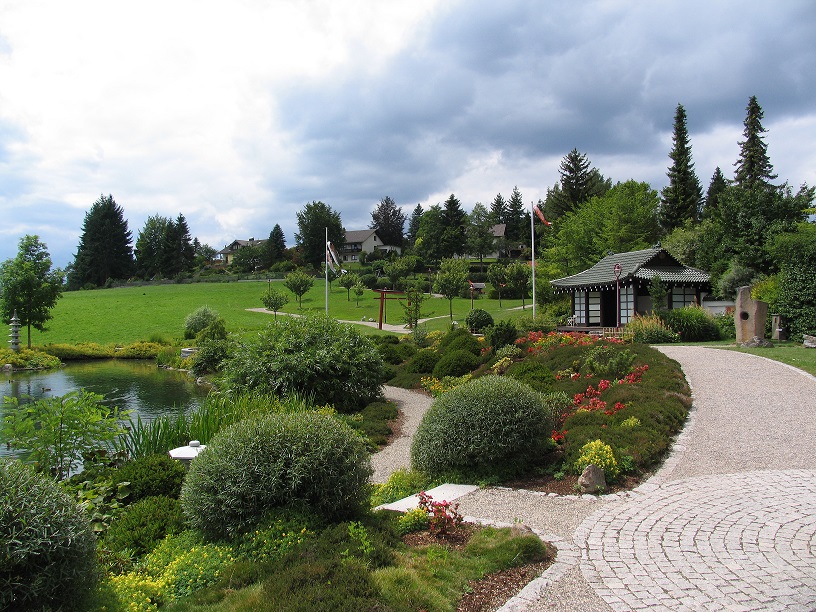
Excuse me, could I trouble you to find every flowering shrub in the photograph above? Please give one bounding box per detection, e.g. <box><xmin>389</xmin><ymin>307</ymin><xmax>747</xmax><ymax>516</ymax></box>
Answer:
<box><xmin>516</xmin><ymin>331</ymin><xmax>625</xmax><ymax>355</ymax></box>
<box><xmin>417</xmin><ymin>491</ymin><xmax>464</xmax><ymax>536</ymax></box>
<box><xmin>397</xmin><ymin>507</ymin><xmax>430</xmax><ymax>535</ymax></box>
<box><xmin>420</xmin><ymin>373</ymin><xmax>472</xmax><ymax>397</ymax></box>
<box><xmin>491</xmin><ymin>356</ymin><xmax>513</xmax><ymax>375</ymax></box>
<box><xmin>620</xmin><ymin>416</ymin><xmax>642</xmax><ymax>429</ymax></box>
<box><xmin>573</xmin><ymin>439</ymin><xmax>620</xmax><ymax>481</ymax></box>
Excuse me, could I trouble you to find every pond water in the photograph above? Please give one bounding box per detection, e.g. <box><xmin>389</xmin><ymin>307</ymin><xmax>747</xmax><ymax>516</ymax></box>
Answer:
<box><xmin>1</xmin><ymin>360</ymin><xmax>211</xmax><ymax>459</ymax></box>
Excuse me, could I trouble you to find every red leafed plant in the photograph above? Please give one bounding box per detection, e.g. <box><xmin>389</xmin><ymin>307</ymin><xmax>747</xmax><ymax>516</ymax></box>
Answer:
<box><xmin>417</xmin><ymin>491</ymin><xmax>464</xmax><ymax>536</ymax></box>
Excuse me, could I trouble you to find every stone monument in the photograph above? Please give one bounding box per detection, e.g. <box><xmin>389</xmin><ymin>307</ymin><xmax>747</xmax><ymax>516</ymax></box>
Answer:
<box><xmin>735</xmin><ymin>286</ymin><xmax>768</xmax><ymax>344</ymax></box>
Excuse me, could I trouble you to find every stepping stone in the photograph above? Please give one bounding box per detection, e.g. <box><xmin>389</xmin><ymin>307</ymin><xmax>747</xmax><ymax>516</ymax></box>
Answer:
<box><xmin>376</xmin><ymin>483</ymin><xmax>479</xmax><ymax>513</ymax></box>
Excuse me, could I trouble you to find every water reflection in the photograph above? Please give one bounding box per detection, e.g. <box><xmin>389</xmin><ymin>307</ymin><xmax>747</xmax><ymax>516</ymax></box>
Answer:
<box><xmin>1</xmin><ymin>360</ymin><xmax>211</xmax><ymax>458</ymax></box>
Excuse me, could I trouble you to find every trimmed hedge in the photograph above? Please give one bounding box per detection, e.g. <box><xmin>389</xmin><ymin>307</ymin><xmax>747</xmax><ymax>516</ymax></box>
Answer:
<box><xmin>181</xmin><ymin>412</ymin><xmax>372</xmax><ymax>539</ymax></box>
<box><xmin>432</xmin><ymin>349</ymin><xmax>481</xmax><ymax>378</ymax></box>
<box><xmin>411</xmin><ymin>376</ymin><xmax>555</xmax><ymax>479</ymax></box>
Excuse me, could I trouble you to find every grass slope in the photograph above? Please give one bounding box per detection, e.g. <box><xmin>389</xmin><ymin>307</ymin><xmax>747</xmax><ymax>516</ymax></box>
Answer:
<box><xmin>31</xmin><ymin>280</ymin><xmax>535</xmax><ymax>345</ymax></box>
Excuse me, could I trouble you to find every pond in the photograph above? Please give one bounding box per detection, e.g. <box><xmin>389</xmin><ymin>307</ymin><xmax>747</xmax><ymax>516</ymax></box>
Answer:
<box><xmin>1</xmin><ymin>360</ymin><xmax>211</xmax><ymax>459</ymax></box>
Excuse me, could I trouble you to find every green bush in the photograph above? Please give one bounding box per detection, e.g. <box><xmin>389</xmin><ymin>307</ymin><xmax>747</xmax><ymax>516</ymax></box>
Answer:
<box><xmin>432</xmin><ymin>349</ymin><xmax>481</xmax><ymax>379</ymax></box>
<box><xmin>406</xmin><ymin>348</ymin><xmax>440</xmax><ymax>374</ymax></box>
<box><xmin>436</xmin><ymin>327</ymin><xmax>472</xmax><ymax>351</ymax></box>
<box><xmin>581</xmin><ymin>345</ymin><xmax>636</xmax><ymax>379</ymax></box>
<box><xmin>184</xmin><ymin>306</ymin><xmax>220</xmax><ymax>340</ymax></box>
<box><xmin>625</xmin><ymin>314</ymin><xmax>680</xmax><ymax>344</ymax></box>
<box><xmin>465</xmin><ymin>308</ymin><xmax>494</xmax><ymax>333</ymax></box>
<box><xmin>573</xmin><ymin>439</ymin><xmax>620</xmax><ymax>481</ymax></box>
<box><xmin>712</xmin><ymin>311</ymin><xmax>736</xmax><ymax>339</ymax></box>
<box><xmin>0</xmin><ymin>347</ymin><xmax>63</xmax><ymax>368</ymax></box>
<box><xmin>190</xmin><ymin>338</ymin><xmax>233</xmax><ymax>377</ymax></box>
<box><xmin>181</xmin><ymin>412</ymin><xmax>372</xmax><ymax>539</ymax></box>
<box><xmin>411</xmin><ymin>376</ymin><xmax>555</xmax><ymax>479</ymax></box>
<box><xmin>195</xmin><ymin>317</ymin><xmax>228</xmax><ymax>343</ymax></box>
<box><xmin>445</xmin><ymin>332</ymin><xmax>482</xmax><ymax>356</ymax></box>
<box><xmin>484</xmin><ymin>320</ymin><xmax>519</xmax><ymax>350</ymax></box>
<box><xmin>505</xmin><ymin>360</ymin><xmax>556</xmax><ymax>392</ymax></box>
<box><xmin>112</xmin><ymin>454</ymin><xmax>187</xmax><ymax>502</ymax></box>
<box><xmin>664</xmin><ymin>306</ymin><xmax>721</xmax><ymax>342</ymax></box>
<box><xmin>220</xmin><ymin>314</ymin><xmax>388</xmax><ymax>412</ymax></box>
<box><xmin>370</xmin><ymin>468</ymin><xmax>436</xmax><ymax>507</ymax></box>
<box><xmin>0</xmin><ymin>458</ymin><xmax>98</xmax><ymax>610</ymax></box>
<box><xmin>104</xmin><ymin>496</ymin><xmax>184</xmax><ymax>556</ymax></box>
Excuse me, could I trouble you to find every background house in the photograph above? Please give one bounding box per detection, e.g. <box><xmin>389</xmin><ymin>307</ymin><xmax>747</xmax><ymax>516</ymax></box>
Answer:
<box><xmin>340</xmin><ymin>229</ymin><xmax>401</xmax><ymax>262</ymax></box>
<box><xmin>550</xmin><ymin>246</ymin><xmax>711</xmax><ymax>327</ymax></box>
<box><xmin>217</xmin><ymin>238</ymin><xmax>266</xmax><ymax>266</ymax></box>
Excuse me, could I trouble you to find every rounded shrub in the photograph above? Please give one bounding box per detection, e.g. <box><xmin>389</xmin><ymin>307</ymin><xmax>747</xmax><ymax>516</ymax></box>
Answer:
<box><xmin>0</xmin><ymin>458</ymin><xmax>98</xmax><ymax>610</ymax></box>
<box><xmin>104</xmin><ymin>496</ymin><xmax>184</xmax><ymax>556</ymax></box>
<box><xmin>485</xmin><ymin>320</ymin><xmax>519</xmax><ymax>350</ymax></box>
<box><xmin>181</xmin><ymin>412</ymin><xmax>372</xmax><ymax>539</ymax></box>
<box><xmin>505</xmin><ymin>360</ymin><xmax>556</xmax><ymax>392</ymax></box>
<box><xmin>465</xmin><ymin>308</ymin><xmax>494</xmax><ymax>333</ymax></box>
<box><xmin>112</xmin><ymin>453</ymin><xmax>187</xmax><ymax>501</ymax></box>
<box><xmin>432</xmin><ymin>349</ymin><xmax>481</xmax><ymax>379</ymax></box>
<box><xmin>219</xmin><ymin>314</ymin><xmax>388</xmax><ymax>412</ymax></box>
<box><xmin>410</xmin><ymin>376</ymin><xmax>554</xmax><ymax>479</ymax></box>
<box><xmin>445</xmin><ymin>332</ymin><xmax>482</xmax><ymax>356</ymax></box>
<box><xmin>406</xmin><ymin>348</ymin><xmax>440</xmax><ymax>374</ymax></box>
<box><xmin>664</xmin><ymin>306</ymin><xmax>721</xmax><ymax>342</ymax></box>
<box><xmin>184</xmin><ymin>306</ymin><xmax>220</xmax><ymax>340</ymax></box>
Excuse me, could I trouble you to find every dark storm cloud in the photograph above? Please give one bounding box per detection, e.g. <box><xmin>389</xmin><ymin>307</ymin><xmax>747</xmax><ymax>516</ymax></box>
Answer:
<box><xmin>269</xmin><ymin>0</ymin><xmax>815</xmax><ymax>213</ymax></box>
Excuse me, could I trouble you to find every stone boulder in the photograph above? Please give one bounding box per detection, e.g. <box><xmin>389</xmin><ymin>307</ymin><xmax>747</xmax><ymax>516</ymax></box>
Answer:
<box><xmin>578</xmin><ymin>464</ymin><xmax>606</xmax><ymax>494</ymax></box>
<box><xmin>742</xmin><ymin>336</ymin><xmax>774</xmax><ymax>348</ymax></box>
<box><xmin>804</xmin><ymin>335</ymin><xmax>816</xmax><ymax>349</ymax></box>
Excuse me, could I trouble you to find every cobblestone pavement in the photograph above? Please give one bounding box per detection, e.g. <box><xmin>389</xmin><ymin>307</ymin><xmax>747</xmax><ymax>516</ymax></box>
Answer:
<box><xmin>462</xmin><ymin>347</ymin><xmax>816</xmax><ymax>611</ymax></box>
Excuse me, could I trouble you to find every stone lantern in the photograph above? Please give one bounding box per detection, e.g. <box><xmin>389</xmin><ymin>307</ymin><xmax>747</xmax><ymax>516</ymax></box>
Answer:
<box><xmin>9</xmin><ymin>310</ymin><xmax>20</xmax><ymax>352</ymax></box>
<box><xmin>168</xmin><ymin>440</ymin><xmax>207</xmax><ymax>468</ymax></box>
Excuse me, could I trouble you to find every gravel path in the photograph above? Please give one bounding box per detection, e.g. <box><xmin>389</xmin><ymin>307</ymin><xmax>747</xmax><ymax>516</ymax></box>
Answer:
<box><xmin>373</xmin><ymin>347</ymin><xmax>816</xmax><ymax>611</ymax></box>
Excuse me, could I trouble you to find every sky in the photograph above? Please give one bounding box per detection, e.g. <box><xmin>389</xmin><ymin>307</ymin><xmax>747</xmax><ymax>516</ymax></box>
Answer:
<box><xmin>1</xmin><ymin>0</ymin><xmax>814</xmax><ymax>268</ymax></box>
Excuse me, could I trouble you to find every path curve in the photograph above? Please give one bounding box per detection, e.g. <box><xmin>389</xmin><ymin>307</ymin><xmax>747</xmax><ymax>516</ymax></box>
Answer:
<box><xmin>455</xmin><ymin>347</ymin><xmax>816</xmax><ymax>611</ymax></box>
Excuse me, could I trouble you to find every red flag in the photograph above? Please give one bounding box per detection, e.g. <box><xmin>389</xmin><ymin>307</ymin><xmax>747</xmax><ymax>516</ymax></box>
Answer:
<box><xmin>533</xmin><ymin>203</ymin><xmax>552</xmax><ymax>226</ymax></box>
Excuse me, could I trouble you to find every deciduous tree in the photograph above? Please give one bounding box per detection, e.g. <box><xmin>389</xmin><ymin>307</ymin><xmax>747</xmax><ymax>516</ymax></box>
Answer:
<box><xmin>0</xmin><ymin>235</ymin><xmax>64</xmax><ymax>347</ymax></box>
<box><xmin>295</xmin><ymin>201</ymin><xmax>344</xmax><ymax>269</ymax></box>
<box><xmin>467</xmin><ymin>202</ymin><xmax>496</xmax><ymax>273</ymax></box>
<box><xmin>434</xmin><ymin>257</ymin><xmax>469</xmax><ymax>320</ymax></box>
<box><xmin>284</xmin><ymin>269</ymin><xmax>314</xmax><ymax>308</ymax></box>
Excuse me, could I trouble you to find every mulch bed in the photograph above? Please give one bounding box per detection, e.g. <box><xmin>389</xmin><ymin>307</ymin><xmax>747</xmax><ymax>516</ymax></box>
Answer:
<box><xmin>402</xmin><ymin>524</ymin><xmax>556</xmax><ymax>612</ymax></box>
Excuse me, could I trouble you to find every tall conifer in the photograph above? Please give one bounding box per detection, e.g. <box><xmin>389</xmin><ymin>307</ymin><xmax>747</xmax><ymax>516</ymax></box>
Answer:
<box><xmin>659</xmin><ymin>104</ymin><xmax>703</xmax><ymax>231</ymax></box>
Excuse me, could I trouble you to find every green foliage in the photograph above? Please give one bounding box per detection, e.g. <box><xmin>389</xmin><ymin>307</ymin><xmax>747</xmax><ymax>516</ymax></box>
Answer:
<box><xmin>2</xmin><ymin>390</ymin><xmax>129</xmax><ymax>480</ymax></box>
<box><xmin>485</xmin><ymin>319</ymin><xmax>519</xmax><ymax>350</ymax></box>
<box><xmin>340</xmin><ymin>400</ymin><xmax>399</xmax><ymax>449</ymax></box>
<box><xmin>195</xmin><ymin>317</ymin><xmax>228</xmax><ymax>344</ymax></box>
<box><xmin>397</xmin><ymin>508</ymin><xmax>431</xmax><ymax>535</ymax></box>
<box><xmin>370</xmin><ymin>468</ymin><xmax>437</xmax><ymax>507</ymax></box>
<box><xmin>494</xmin><ymin>344</ymin><xmax>522</xmax><ymax>360</ymax></box>
<box><xmin>465</xmin><ymin>308</ymin><xmax>494</xmax><ymax>333</ymax></box>
<box><xmin>41</xmin><ymin>341</ymin><xmax>115</xmax><ymax>360</ymax></box>
<box><xmin>219</xmin><ymin>314</ymin><xmax>388</xmax><ymax>412</ymax></box>
<box><xmin>573</xmin><ymin>439</ymin><xmax>620</xmax><ymax>481</ymax></box>
<box><xmin>406</xmin><ymin>348</ymin><xmax>440</xmax><ymax>374</ymax></box>
<box><xmin>665</xmin><ymin>306</ymin><xmax>721</xmax><ymax>342</ymax></box>
<box><xmin>717</xmin><ymin>259</ymin><xmax>757</xmax><ymax>300</ymax></box>
<box><xmin>0</xmin><ymin>458</ymin><xmax>98</xmax><ymax>610</ymax></box>
<box><xmin>464</xmin><ymin>525</ymin><xmax>550</xmax><ymax>568</ymax></box>
<box><xmin>184</xmin><ymin>305</ymin><xmax>220</xmax><ymax>340</ymax></box>
<box><xmin>261</xmin><ymin>286</ymin><xmax>289</xmax><ymax>315</ymax></box>
<box><xmin>191</xmin><ymin>337</ymin><xmax>232</xmax><ymax>377</ymax></box>
<box><xmin>115</xmin><ymin>341</ymin><xmax>165</xmax><ymax>359</ymax></box>
<box><xmin>772</xmin><ymin>224</ymin><xmax>816</xmax><ymax>340</ymax></box>
<box><xmin>581</xmin><ymin>345</ymin><xmax>637</xmax><ymax>378</ymax></box>
<box><xmin>648</xmin><ymin>275</ymin><xmax>668</xmax><ymax>314</ymax></box>
<box><xmin>625</xmin><ymin>314</ymin><xmax>680</xmax><ymax>344</ymax></box>
<box><xmin>181</xmin><ymin>412</ymin><xmax>372</xmax><ymax>539</ymax></box>
<box><xmin>505</xmin><ymin>359</ymin><xmax>556</xmax><ymax>392</ymax></box>
<box><xmin>104</xmin><ymin>496</ymin><xmax>184</xmax><ymax>557</ymax></box>
<box><xmin>445</xmin><ymin>331</ymin><xmax>482</xmax><ymax>356</ymax></box>
<box><xmin>432</xmin><ymin>348</ymin><xmax>480</xmax><ymax>379</ymax></box>
<box><xmin>712</xmin><ymin>311</ymin><xmax>736</xmax><ymax>339</ymax></box>
<box><xmin>434</xmin><ymin>257</ymin><xmax>469</xmax><ymax>318</ymax></box>
<box><xmin>112</xmin><ymin>453</ymin><xmax>187</xmax><ymax>502</ymax></box>
<box><xmin>234</xmin><ymin>509</ymin><xmax>317</xmax><ymax>564</ymax></box>
<box><xmin>411</xmin><ymin>376</ymin><xmax>555</xmax><ymax>479</ymax></box>
<box><xmin>0</xmin><ymin>235</ymin><xmax>64</xmax><ymax>348</ymax></box>
<box><xmin>0</xmin><ymin>347</ymin><xmax>61</xmax><ymax>369</ymax></box>
<box><xmin>283</xmin><ymin>269</ymin><xmax>315</xmax><ymax>308</ymax></box>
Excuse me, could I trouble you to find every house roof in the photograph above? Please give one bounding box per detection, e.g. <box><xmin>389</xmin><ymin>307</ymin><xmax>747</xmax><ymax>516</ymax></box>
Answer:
<box><xmin>343</xmin><ymin>229</ymin><xmax>378</xmax><ymax>244</ymax></box>
<box><xmin>550</xmin><ymin>246</ymin><xmax>710</xmax><ymax>291</ymax></box>
<box><xmin>217</xmin><ymin>238</ymin><xmax>266</xmax><ymax>255</ymax></box>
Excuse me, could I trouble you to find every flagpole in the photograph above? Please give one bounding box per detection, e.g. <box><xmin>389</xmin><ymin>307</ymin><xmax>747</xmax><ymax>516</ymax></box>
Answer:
<box><xmin>325</xmin><ymin>227</ymin><xmax>329</xmax><ymax>315</ymax></box>
<box><xmin>530</xmin><ymin>201</ymin><xmax>536</xmax><ymax>319</ymax></box>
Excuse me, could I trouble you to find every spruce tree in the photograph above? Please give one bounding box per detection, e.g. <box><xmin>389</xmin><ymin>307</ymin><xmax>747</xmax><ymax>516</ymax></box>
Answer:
<box><xmin>263</xmin><ymin>224</ymin><xmax>286</xmax><ymax>267</ymax></box>
<box><xmin>504</xmin><ymin>186</ymin><xmax>526</xmax><ymax>245</ymax></box>
<box><xmin>733</xmin><ymin>96</ymin><xmax>777</xmax><ymax>190</ymax></box>
<box><xmin>439</xmin><ymin>194</ymin><xmax>467</xmax><ymax>258</ymax></box>
<box><xmin>161</xmin><ymin>213</ymin><xmax>194</xmax><ymax>277</ymax></box>
<box><xmin>68</xmin><ymin>194</ymin><xmax>134</xmax><ymax>289</ymax></box>
<box><xmin>659</xmin><ymin>104</ymin><xmax>703</xmax><ymax>231</ymax></box>
<box><xmin>489</xmin><ymin>193</ymin><xmax>507</xmax><ymax>225</ymax></box>
<box><xmin>702</xmin><ymin>167</ymin><xmax>728</xmax><ymax>220</ymax></box>
<box><xmin>370</xmin><ymin>196</ymin><xmax>406</xmax><ymax>247</ymax></box>
<box><xmin>406</xmin><ymin>204</ymin><xmax>423</xmax><ymax>247</ymax></box>
<box><xmin>545</xmin><ymin>149</ymin><xmax>611</xmax><ymax>219</ymax></box>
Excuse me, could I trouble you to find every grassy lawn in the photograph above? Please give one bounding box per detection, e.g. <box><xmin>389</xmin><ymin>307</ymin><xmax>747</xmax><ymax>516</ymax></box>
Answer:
<box><xmin>717</xmin><ymin>342</ymin><xmax>816</xmax><ymax>377</ymax></box>
<box><xmin>30</xmin><ymin>280</ymin><xmax>536</xmax><ymax>346</ymax></box>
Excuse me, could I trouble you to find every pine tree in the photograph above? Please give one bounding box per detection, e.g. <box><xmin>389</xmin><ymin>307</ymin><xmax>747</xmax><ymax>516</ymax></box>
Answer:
<box><xmin>439</xmin><ymin>194</ymin><xmax>467</xmax><ymax>258</ymax></box>
<box><xmin>733</xmin><ymin>96</ymin><xmax>777</xmax><ymax>190</ymax></box>
<box><xmin>544</xmin><ymin>149</ymin><xmax>610</xmax><ymax>219</ymax></box>
<box><xmin>659</xmin><ymin>104</ymin><xmax>703</xmax><ymax>231</ymax></box>
<box><xmin>504</xmin><ymin>186</ymin><xmax>526</xmax><ymax>245</ymax></box>
<box><xmin>702</xmin><ymin>167</ymin><xmax>728</xmax><ymax>220</ymax></box>
<box><xmin>489</xmin><ymin>193</ymin><xmax>507</xmax><ymax>225</ymax></box>
<box><xmin>263</xmin><ymin>224</ymin><xmax>286</xmax><ymax>267</ymax></box>
<box><xmin>370</xmin><ymin>196</ymin><xmax>406</xmax><ymax>247</ymax></box>
<box><xmin>68</xmin><ymin>194</ymin><xmax>133</xmax><ymax>289</ymax></box>
<box><xmin>406</xmin><ymin>204</ymin><xmax>423</xmax><ymax>247</ymax></box>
